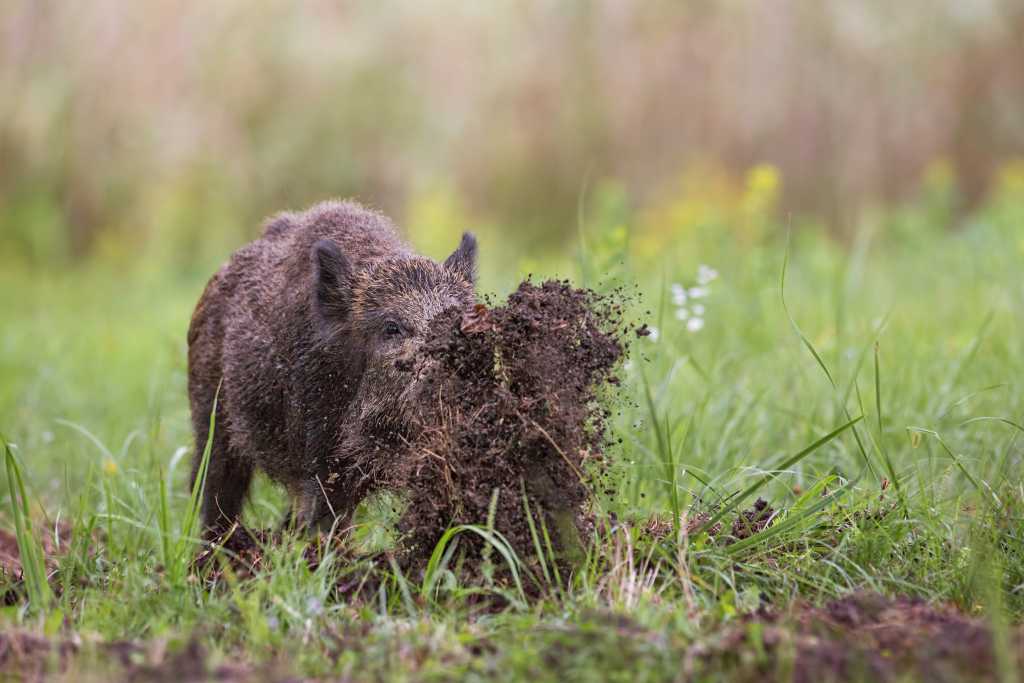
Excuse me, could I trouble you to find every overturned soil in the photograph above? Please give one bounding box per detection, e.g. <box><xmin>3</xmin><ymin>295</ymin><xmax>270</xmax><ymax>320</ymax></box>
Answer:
<box><xmin>688</xmin><ymin>592</ymin><xmax>1024</xmax><ymax>682</ymax></box>
<box><xmin>367</xmin><ymin>280</ymin><xmax>629</xmax><ymax>576</ymax></box>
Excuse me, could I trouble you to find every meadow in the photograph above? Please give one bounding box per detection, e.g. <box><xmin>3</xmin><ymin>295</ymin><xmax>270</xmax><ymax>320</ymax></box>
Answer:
<box><xmin>2</xmin><ymin>163</ymin><xmax>1023</xmax><ymax>681</ymax></box>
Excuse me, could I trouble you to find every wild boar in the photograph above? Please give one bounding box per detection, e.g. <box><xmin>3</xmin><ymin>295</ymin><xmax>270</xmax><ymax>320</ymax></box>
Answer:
<box><xmin>187</xmin><ymin>200</ymin><xmax>476</xmax><ymax>533</ymax></box>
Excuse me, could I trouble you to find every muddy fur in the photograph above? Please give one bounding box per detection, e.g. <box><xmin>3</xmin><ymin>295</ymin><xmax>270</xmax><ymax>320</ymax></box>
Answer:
<box><xmin>187</xmin><ymin>200</ymin><xmax>476</xmax><ymax>532</ymax></box>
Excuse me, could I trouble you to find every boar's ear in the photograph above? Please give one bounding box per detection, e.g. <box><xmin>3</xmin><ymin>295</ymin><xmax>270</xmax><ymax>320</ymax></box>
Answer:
<box><xmin>312</xmin><ymin>239</ymin><xmax>353</xmax><ymax>325</ymax></box>
<box><xmin>443</xmin><ymin>232</ymin><xmax>477</xmax><ymax>285</ymax></box>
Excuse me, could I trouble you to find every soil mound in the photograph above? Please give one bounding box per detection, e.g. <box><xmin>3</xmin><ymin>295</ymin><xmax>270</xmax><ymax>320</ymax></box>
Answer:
<box><xmin>688</xmin><ymin>592</ymin><xmax>1023</xmax><ymax>682</ymax></box>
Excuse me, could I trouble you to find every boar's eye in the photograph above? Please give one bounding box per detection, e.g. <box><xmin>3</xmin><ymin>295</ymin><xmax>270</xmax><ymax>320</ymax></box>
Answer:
<box><xmin>383</xmin><ymin>321</ymin><xmax>403</xmax><ymax>338</ymax></box>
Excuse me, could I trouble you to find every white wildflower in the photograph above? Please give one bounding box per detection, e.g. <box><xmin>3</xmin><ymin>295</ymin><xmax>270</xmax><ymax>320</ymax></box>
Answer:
<box><xmin>646</xmin><ymin>326</ymin><xmax>659</xmax><ymax>342</ymax></box>
<box><xmin>691</xmin><ymin>304</ymin><xmax>705</xmax><ymax>316</ymax></box>
<box><xmin>688</xmin><ymin>286</ymin><xmax>709</xmax><ymax>299</ymax></box>
<box><xmin>697</xmin><ymin>264</ymin><xmax>719</xmax><ymax>285</ymax></box>
<box><xmin>670</xmin><ymin>283</ymin><xmax>687</xmax><ymax>306</ymax></box>
<box><xmin>686</xmin><ymin>317</ymin><xmax>705</xmax><ymax>333</ymax></box>
<box><xmin>674</xmin><ymin>307</ymin><xmax>690</xmax><ymax>321</ymax></box>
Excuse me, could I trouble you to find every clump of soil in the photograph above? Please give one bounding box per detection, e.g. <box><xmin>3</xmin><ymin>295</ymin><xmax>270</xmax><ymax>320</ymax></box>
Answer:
<box><xmin>729</xmin><ymin>498</ymin><xmax>775</xmax><ymax>541</ymax></box>
<box><xmin>374</xmin><ymin>280</ymin><xmax>629</xmax><ymax>576</ymax></box>
<box><xmin>641</xmin><ymin>499</ymin><xmax>776</xmax><ymax>544</ymax></box>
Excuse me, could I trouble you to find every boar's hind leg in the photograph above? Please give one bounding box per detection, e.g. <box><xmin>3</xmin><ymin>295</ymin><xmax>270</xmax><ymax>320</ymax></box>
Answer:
<box><xmin>190</xmin><ymin>406</ymin><xmax>253</xmax><ymax>534</ymax></box>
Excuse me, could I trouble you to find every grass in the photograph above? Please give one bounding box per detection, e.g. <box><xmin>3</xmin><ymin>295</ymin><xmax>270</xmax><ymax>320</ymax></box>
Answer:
<box><xmin>1</xmin><ymin>196</ymin><xmax>1023</xmax><ymax>680</ymax></box>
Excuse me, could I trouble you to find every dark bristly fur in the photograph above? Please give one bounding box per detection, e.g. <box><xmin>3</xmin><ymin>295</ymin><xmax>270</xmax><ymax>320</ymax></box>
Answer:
<box><xmin>187</xmin><ymin>200</ymin><xmax>477</xmax><ymax>533</ymax></box>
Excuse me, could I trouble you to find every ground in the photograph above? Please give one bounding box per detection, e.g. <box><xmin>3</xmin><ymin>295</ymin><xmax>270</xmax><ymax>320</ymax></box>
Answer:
<box><xmin>1</xmin><ymin>195</ymin><xmax>1023</xmax><ymax>681</ymax></box>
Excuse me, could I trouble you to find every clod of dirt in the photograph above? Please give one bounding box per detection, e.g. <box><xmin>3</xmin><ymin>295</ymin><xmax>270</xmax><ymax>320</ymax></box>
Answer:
<box><xmin>729</xmin><ymin>498</ymin><xmax>775</xmax><ymax>541</ymax></box>
<box><xmin>640</xmin><ymin>513</ymin><xmax>723</xmax><ymax>540</ymax></box>
<box><xmin>369</xmin><ymin>280</ymin><xmax>630</xmax><ymax>577</ymax></box>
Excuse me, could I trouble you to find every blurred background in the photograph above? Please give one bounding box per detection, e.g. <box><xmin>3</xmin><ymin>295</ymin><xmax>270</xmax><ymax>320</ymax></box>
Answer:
<box><xmin>3</xmin><ymin>0</ymin><xmax>1024</xmax><ymax>500</ymax></box>
<box><xmin>3</xmin><ymin>0</ymin><xmax>1024</xmax><ymax>271</ymax></box>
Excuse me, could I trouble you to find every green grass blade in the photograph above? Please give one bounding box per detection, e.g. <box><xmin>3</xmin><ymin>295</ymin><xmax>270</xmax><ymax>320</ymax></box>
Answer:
<box><xmin>421</xmin><ymin>524</ymin><xmax>529</xmax><ymax>604</ymax></box>
<box><xmin>641</xmin><ymin>369</ymin><xmax>681</xmax><ymax>539</ymax></box>
<box><xmin>856</xmin><ymin>374</ymin><xmax>906</xmax><ymax>515</ymax></box>
<box><xmin>780</xmin><ymin>233</ymin><xmax>835</xmax><ymax>389</ymax></box>
<box><xmin>537</xmin><ymin>508</ymin><xmax>563</xmax><ymax>588</ymax></box>
<box><xmin>54</xmin><ymin>419</ymin><xmax>115</xmax><ymax>462</ymax></box>
<box><xmin>698</xmin><ymin>415</ymin><xmax>862</xmax><ymax>534</ymax></box>
<box><xmin>937</xmin><ymin>384</ymin><xmax>1008</xmax><ymax>420</ymax></box>
<box><xmin>947</xmin><ymin>311</ymin><xmax>994</xmax><ymax>389</ymax></box>
<box><xmin>960</xmin><ymin>416</ymin><xmax>1024</xmax><ymax>435</ymax></box>
<box><xmin>2</xmin><ymin>433</ymin><xmax>53</xmax><ymax>611</ymax></box>
<box><xmin>387</xmin><ymin>555</ymin><xmax>418</xmax><ymax>618</ymax></box>
<box><xmin>907</xmin><ymin>427</ymin><xmax>1000</xmax><ymax>510</ymax></box>
<box><xmin>873</xmin><ymin>341</ymin><xmax>883</xmax><ymax>436</ymax></box>
<box><xmin>171</xmin><ymin>382</ymin><xmax>220</xmax><ymax>582</ymax></box>
<box><xmin>421</xmin><ymin>526</ymin><xmax>461</xmax><ymax>598</ymax></box>
<box><xmin>521</xmin><ymin>484</ymin><xmax>552</xmax><ymax>589</ymax></box>
<box><xmin>157</xmin><ymin>465</ymin><xmax>171</xmax><ymax>570</ymax></box>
